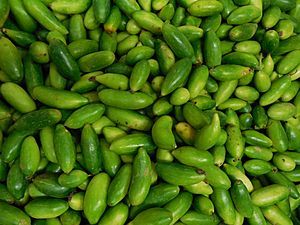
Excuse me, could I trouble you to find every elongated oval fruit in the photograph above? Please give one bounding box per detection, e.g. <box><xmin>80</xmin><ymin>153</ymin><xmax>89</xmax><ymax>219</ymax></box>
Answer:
<box><xmin>98</xmin><ymin>89</ymin><xmax>154</xmax><ymax>110</ymax></box>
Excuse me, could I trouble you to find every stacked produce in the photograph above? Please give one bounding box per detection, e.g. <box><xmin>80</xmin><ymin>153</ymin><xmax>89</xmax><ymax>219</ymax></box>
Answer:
<box><xmin>0</xmin><ymin>0</ymin><xmax>300</xmax><ymax>224</ymax></box>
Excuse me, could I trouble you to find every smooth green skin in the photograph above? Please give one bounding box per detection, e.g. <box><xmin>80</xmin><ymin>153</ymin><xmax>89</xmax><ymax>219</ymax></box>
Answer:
<box><xmin>183</xmin><ymin>181</ymin><xmax>213</xmax><ymax>195</ymax></box>
<box><xmin>24</xmin><ymin>55</ymin><xmax>44</xmax><ymax>97</ymax></box>
<box><xmin>162</xmin><ymin>23</ymin><xmax>194</xmax><ymax>59</ymax></box>
<box><xmin>172</xmin><ymin>146</ymin><xmax>214</xmax><ymax>168</ymax></box>
<box><xmin>216</xmin><ymin>23</ymin><xmax>233</xmax><ymax>39</ymax></box>
<box><xmin>281</xmin><ymin>81</ymin><xmax>300</xmax><ymax>102</ymax></box>
<box><xmin>0</xmin><ymin>183</ymin><xmax>15</xmax><ymax>203</ymax></box>
<box><xmin>100</xmin><ymin>31</ymin><xmax>117</xmax><ymax>52</ymax></box>
<box><xmin>193</xmin><ymin>195</ymin><xmax>214</xmax><ymax>215</ymax></box>
<box><xmin>230</xmin><ymin>180</ymin><xmax>254</xmax><ymax>218</ymax></box>
<box><xmin>125</xmin><ymin>46</ymin><xmax>155</xmax><ymax>65</ymax></box>
<box><xmin>115</xmin><ymin>0</ymin><xmax>140</xmax><ymax>16</ymax></box>
<box><xmin>105</xmin><ymin>106</ymin><xmax>153</xmax><ymax>131</ymax></box>
<box><xmin>50</xmin><ymin>0</ymin><xmax>91</xmax><ymax>14</ymax></box>
<box><xmin>220</xmin><ymin>40</ymin><xmax>235</xmax><ymax>55</ymax></box>
<box><xmin>235</xmin><ymin>86</ymin><xmax>259</xmax><ymax>102</ymax></box>
<box><xmin>222</xmin><ymin>52</ymin><xmax>259</xmax><ymax>69</ymax></box>
<box><xmin>0</xmin><ymin>37</ymin><xmax>23</xmax><ymax>82</ymax></box>
<box><xmin>19</xmin><ymin>136</ymin><xmax>40</xmax><ymax>178</ymax></box>
<box><xmin>261</xmin><ymin>30</ymin><xmax>279</xmax><ymax>54</ymax></box>
<box><xmin>7</xmin><ymin>160</ymin><xmax>27</xmax><ymax>200</ymax></box>
<box><xmin>93</xmin><ymin>0</ymin><xmax>110</xmax><ymax>23</ymax></box>
<box><xmin>155</xmin><ymin>39</ymin><xmax>175</xmax><ymax>75</ymax></box>
<box><xmin>266</xmin><ymin>170</ymin><xmax>300</xmax><ymax>199</ymax></box>
<box><xmin>48</xmin><ymin>62</ymin><xmax>67</xmax><ymax>90</ymax></box>
<box><xmin>68</xmin><ymin>192</ymin><xmax>84</xmax><ymax>211</ymax></box>
<box><xmin>104</xmin><ymin>6</ymin><xmax>122</xmax><ymax>33</ymax></box>
<box><xmin>117</xmin><ymin>35</ymin><xmax>139</xmax><ymax>56</ymax></box>
<box><xmin>247</xmin><ymin>206</ymin><xmax>267</xmax><ymax>225</ymax></box>
<box><xmin>277</xmin><ymin>50</ymin><xmax>300</xmax><ymax>74</ymax></box>
<box><xmin>60</xmin><ymin>209</ymin><xmax>81</xmax><ymax>225</ymax></box>
<box><xmin>187</xmin><ymin>0</ymin><xmax>223</xmax><ymax>17</ymax></box>
<box><xmin>210</xmin><ymin>64</ymin><xmax>252</xmax><ymax>81</ymax></box>
<box><xmin>140</xmin><ymin>31</ymin><xmax>155</xmax><ymax>48</ymax></box>
<box><xmin>84</xmin><ymin>5</ymin><xmax>99</xmax><ymax>30</ymax></box>
<box><xmin>187</xmin><ymin>65</ymin><xmax>209</xmax><ymax>99</ymax></box>
<box><xmin>229</xmin><ymin>23</ymin><xmax>258</xmax><ymax>41</ymax></box>
<box><xmin>132</xmin><ymin>10</ymin><xmax>163</xmax><ymax>34</ymax></box>
<box><xmin>285</xmin><ymin>118</ymin><xmax>300</xmax><ymax>150</ymax></box>
<box><xmin>170</xmin><ymin>87</ymin><xmax>190</xmax><ymax>105</ymax></box>
<box><xmin>191</xmin><ymin>96</ymin><xmax>216</xmax><ymax>111</ymax></box>
<box><xmin>277</xmin><ymin>19</ymin><xmax>297</xmax><ymax>40</ymax></box>
<box><xmin>80</xmin><ymin>124</ymin><xmax>102</xmax><ymax>174</ymax></box>
<box><xmin>244</xmin><ymin>146</ymin><xmax>273</xmax><ymax>161</ymax></box>
<box><xmin>204</xmin><ymin>30</ymin><xmax>221</xmax><ymax>68</ymax></box>
<box><xmin>84</xmin><ymin>173</ymin><xmax>110</xmax><ymax>224</ymax></box>
<box><xmin>262</xmin><ymin>6</ymin><xmax>281</xmax><ymax>28</ymax></box>
<box><xmin>194</xmin><ymin>113</ymin><xmax>221</xmax><ymax>151</ymax></box>
<box><xmin>98</xmin><ymin>203</ymin><xmax>128</xmax><ymax>225</ymax></box>
<box><xmin>267</xmin><ymin>102</ymin><xmax>296</xmax><ymax>120</ymax></box>
<box><xmin>28</xmin><ymin>183</ymin><xmax>47</xmax><ymax>198</ymax></box>
<box><xmin>78</xmin><ymin>51</ymin><xmax>115</xmax><ymax>72</ymax></box>
<box><xmin>214</xmin><ymin>80</ymin><xmax>238</xmax><ymax>106</ymax></box>
<box><xmin>282</xmin><ymin>167</ymin><xmax>300</xmax><ymax>182</ymax></box>
<box><xmin>1</xmin><ymin>82</ymin><xmax>36</xmax><ymax>113</ymax></box>
<box><xmin>33</xmin><ymin>86</ymin><xmax>88</xmax><ymax>109</ymax></box>
<box><xmin>40</xmin><ymin>127</ymin><xmax>57</xmax><ymax>163</ymax></box>
<box><xmin>262</xmin><ymin>54</ymin><xmax>274</xmax><ymax>76</ymax></box>
<box><xmin>9</xmin><ymin>108</ymin><xmax>62</xmax><ymax>133</ymax></box>
<box><xmin>160</xmin><ymin>58</ymin><xmax>193</xmax><ymax>96</ymax></box>
<box><xmin>171</xmin><ymin>7</ymin><xmax>185</xmax><ymax>26</ymax></box>
<box><xmin>2</xmin><ymin>130</ymin><xmax>34</xmax><ymax>163</ymax></box>
<box><xmin>201</xmin><ymin>14</ymin><xmax>222</xmax><ymax>32</ymax></box>
<box><xmin>183</xmin><ymin>102</ymin><xmax>210</xmax><ymax>129</ymax></box>
<box><xmin>8</xmin><ymin>0</ymin><xmax>37</xmax><ymax>32</ymax></box>
<box><xmin>25</xmin><ymin>198</ymin><xmax>69</xmax><ymax>219</ymax></box>
<box><xmin>273</xmin><ymin>34</ymin><xmax>300</xmax><ymax>55</ymax></box>
<box><xmin>254</xmin><ymin>70</ymin><xmax>271</xmax><ymax>92</ymax></box>
<box><xmin>156</xmin><ymin>162</ymin><xmax>205</xmax><ymax>186</ymax></box>
<box><xmin>243</xmin><ymin>130</ymin><xmax>273</xmax><ymax>147</ymax></box>
<box><xmin>107</xmin><ymin>164</ymin><xmax>132</xmax><ymax>206</ymax></box>
<box><xmin>211</xmin><ymin>188</ymin><xmax>236</xmax><ymax>224</ymax></box>
<box><xmin>130</xmin><ymin>59</ymin><xmax>150</xmax><ymax>91</ymax></box>
<box><xmin>33</xmin><ymin>173</ymin><xmax>74</xmax><ymax>198</ymax></box>
<box><xmin>129</xmin><ymin>148</ymin><xmax>152</xmax><ymax>206</ymax></box>
<box><xmin>23</xmin><ymin>0</ymin><xmax>68</xmax><ymax>34</ymax></box>
<box><xmin>225</xmin><ymin>125</ymin><xmax>245</xmax><ymax>160</ymax></box>
<box><xmin>2</xmin><ymin>28</ymin><xmax>37</xmax><ymax>47</ymax></box>
<box><xmin>233</xmin><ymin>40</ymin><xmax>261</xmax><ymax>54</ymax></box>
<box><xmin>69</xmin><ymin>14</ymin><xmax>86</xmax><ymax>42</ymax></box>
<box><xmin>96</xmin><ymin>73</ymin><xmax>128</xmax><ymax>90</ymax></box>
<box><xmin>180</xmin><ymin>211</ymin><xmax>220</xmax><ymax>225</ymax></box>
<box><xmin>270</xmin><ymin>0</ymin><xmax>296</xmax><ymax>11</ymax></box>
<box><xmin>227</xmin><ymin>5</ymin><xmax>260</xmax><ymax>25</ymax></box>
<box><xmin>273</xmin><ymin>153</ymin><xmax>296</xmax><ymax>172</ymax></box>
<box><xmin>158</xmin><ymin>3</ymin><xmax>175</xmax><ymax>21</ymax></box>
<box><xmin>128</xmin><ymin>208</ymin><xmax>172</xmax><ymax>225</ymax></box>
<box><xmin>54</xmin><ymin>124</ymin><xmax>76</xmax><ymax>174</ymax></box>
<box><xmin>152</xmin><ymin>115</ymin><xmax>176</xmax><ymax>150</ymax></box>
<box><xmin>211</xmin><ymin>145</ymin><xmax>226</xmax><ymax>166</ymax></box>
<box><xmin>252</xmin><ymin>105</ymin><xmax>268</xmax><ymax>129</ymax></box>
<box><xmin>164</xmin><ymin>192</ymin><xmax>193</xmax><ymax>225</ymax></box>
<box><xmin>71</xmin><ymin>72</ymin><xmax>100</xmax><ymax>93</ymax></box>
<box><xmin>266</xmin><ymin>119</ymin><xmax>289</xmax><ymax>152</ymax></box>
<box><xmin>68</xmin><ymin>39</ymin><xmax>98</xmax><ymax>59</ymax></box>
<box><xmin>178</xmin><ymin>25</ymin><xmax>204</xmax><ymax>42</ymax></box>
<box><xmin>262</xmin><ymin>205</ymin><xmax>293</xmax><ymax>225</ymax></box>
<box><xmin>58</xmin><ymin>170</ymin><xmax>88</xmax><ymax>188</ymax></box>
<box><xmin>65</xmin><ymin>103</ymin><xmax>105</xmax><ymax>129</ymax></box>
<box><xmin>223</xmin><ymin>163</ymin><xmax>252</xmax><ymax>192</ymax></box>
<box><xmin>219</xmin><ymin>0</ymin><xmax>238</xmax><ymax>18</ymax></box>
<box><xmin>0</xmin><ymin>201</ymin><xmax>31</xmax><ymax>225</ymax></box>
<box><xmin>99</xmin><ymin>89</ymin><xmax>154</xmax><ymax>110</ymax></box>
<box><xmin>130</xmin><ymin>183</ymin><xmax>180</xmax><ymax>218</ymax></box>
<box><xmin>243</xmin><ymin>159</ymin><xmax>274</xmax><ymax>176</ymax></box>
